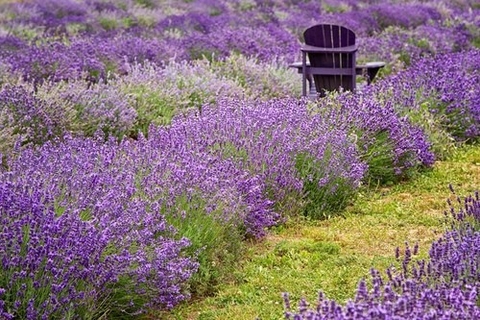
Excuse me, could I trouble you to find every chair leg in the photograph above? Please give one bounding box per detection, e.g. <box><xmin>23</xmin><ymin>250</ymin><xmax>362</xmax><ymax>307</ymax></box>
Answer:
<box><xmin>302</xmin><ymin>52</ymin><xmax>307</xmax><ymax>97</ymax></box>
<box><xmin>307</xmin><ymin>74</ymin><xmax>313</xmax><ymax>93</ymax></box>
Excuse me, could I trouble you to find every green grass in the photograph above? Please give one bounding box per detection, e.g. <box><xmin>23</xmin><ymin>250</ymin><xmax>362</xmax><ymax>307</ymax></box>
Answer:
<box><xmin>162</xmin><ymin>143</ymin><xmax>480</xmax><ymax>320</ymax></box>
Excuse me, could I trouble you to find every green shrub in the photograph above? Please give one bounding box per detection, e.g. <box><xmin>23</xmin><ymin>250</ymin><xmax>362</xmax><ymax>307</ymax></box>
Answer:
<box><xmin>295</xmin><ymin>149</ymin><xmax>357</xmax><ymax>219</ymax></box>
<box><xmin>164</xmin><ymin>194</ymin><xmax>244</xmax><ymax>297</ymax></box>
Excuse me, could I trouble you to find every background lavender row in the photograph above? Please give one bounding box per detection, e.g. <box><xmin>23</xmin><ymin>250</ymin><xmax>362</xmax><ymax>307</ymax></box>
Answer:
<box><xmin>1</xmin><ymin>49</ymin><xmax>478</xmax><ymax>159</ymax></box>
<box><xmin>3</xmin><ymin>0</ymin><xmax>475</xmax><ymax>39</ymax></box>
<box><xmin>0</xmin><ymin>0</ymin><xmax>478</xmax><ymax>83</ymax></box>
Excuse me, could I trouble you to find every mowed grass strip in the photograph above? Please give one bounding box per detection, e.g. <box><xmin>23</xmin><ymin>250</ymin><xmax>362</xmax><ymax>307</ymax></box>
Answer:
<box><xmin>159</xmin><ymin>144</ymin><xmax>480</xmax><ymax>320</ymax></box>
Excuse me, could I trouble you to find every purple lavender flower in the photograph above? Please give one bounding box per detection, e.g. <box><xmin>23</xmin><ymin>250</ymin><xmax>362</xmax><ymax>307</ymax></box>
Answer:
<box><xmin>0</xmin><ymin>135</ymin><xmax>199</xmax><ymax>317</ymax></box>
<box><xmin>373</xmin><ymin>49</ymin><xmax>480</xmax><ymax>142</ymax></box>
<box><xmin>283</xmin><ymin>190</ymin><xmax>480</xmax><ymax>319</ymax></box>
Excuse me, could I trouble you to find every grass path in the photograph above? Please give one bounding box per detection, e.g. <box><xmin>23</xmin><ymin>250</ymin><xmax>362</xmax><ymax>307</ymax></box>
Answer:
<box><xmin>166</xmin><ymin>144</ymin><xmax>480</xmax><ymax>320</ymax></box>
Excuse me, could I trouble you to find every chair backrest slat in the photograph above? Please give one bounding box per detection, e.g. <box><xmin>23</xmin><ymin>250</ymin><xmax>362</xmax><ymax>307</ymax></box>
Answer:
<box><xmin>304</xmin><ymin>24</ymin><xmax>355</xmax><ymax>48</ymax></box>
<box><xmin>303</xmin><ymin>24</ymin><xmax>357</xmax><ymax>97</ymax></box>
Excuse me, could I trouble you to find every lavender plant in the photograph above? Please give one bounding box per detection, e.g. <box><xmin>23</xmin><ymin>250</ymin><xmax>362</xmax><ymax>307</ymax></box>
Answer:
<box><xmin>116</xmin><ymin>60</ymin><xmax>244</xmax><ymax>133</ymax></box>
<box><xmin>0</xmin><ymin>85</ymin><xmax>68</xmax><ymax>150</ymax></box>
<box><xmin>312</xmin><ymin>91</ymin><xmax>435</xmax><ymax>185</ymax></box>
<box><xmin>22</xmin><ymin>0</ymin><xmax>89</xmax><ymax>32</ymax></box>
<box><xmin>283</xmin><ymin>190</ymin><xmax>480</xmax><ymax>319</ymax></box>
<box><xmin>367</xmin><ymin>3</ymin><xmax>442</xmax><ymax>31</ymax></box>
<box><xmin>176</xmin><ymin>97</ymin><xmax>366</xmax><ymax>218</ymax></box>
<box><xmin>0</xmin><ymin>80</ymin><xmax>138</xmax><ymax>154</ymax></box>
<box><xmin>211</xmin><ymin>54</ymin><xmax>301</xmax><ymax>99</ymax></box>
<box><xmin>0</xmin><ymin>179</ymin><xmax>112</xmax><ymax>319</ymax></box>
<box><xmin>372</xmin><ymin>49</ymin><xmax>480</xmax><ymax>143</ymax></box>
<box><xmin>0</xmin><ymin>117</ymin><xmax>280</xmax><ymax>313</ymax></box>
<box><xmin>0</xmin><ymin>176</ymin><xmax>197</xmax><ymax>319</ymax></box>
<box><xmin>358</xmin><ymin>17</ymin><xmax>475</xmax><ymax>69</ymax></box>
<box><xmin>36</xmin><ymin>80</ymin><xmax>137</xmax><ymax>139</ymax></box>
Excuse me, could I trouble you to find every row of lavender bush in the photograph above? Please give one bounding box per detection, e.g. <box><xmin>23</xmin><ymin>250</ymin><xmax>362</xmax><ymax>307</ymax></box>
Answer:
<box><xmin>0</xmin><ymin>0</ymin><xmax>477</xmax><ymax>153</ymax></box>
<box><xmin>284</xmin><ymin>189</ymin><xmax>480</xmax><ymax>319</ymax></box>
<box><xmin>0</xmin><ymin>0</ymin><xmax>477</xmax><ymax>154</ymax></box>
<box><xmin>0</xmin><ymin>92</ymin><xmax>434</xmax><ymax>317</ymax></box>
<box><xmin>1</xmin><ymin>48</ymin><xmax>478</xmax><ymax>157</ymax></box>
<box><xmin>0</xmin><ymin>0</ymin><xmax>478</xmax><ymax>84</ymax></box>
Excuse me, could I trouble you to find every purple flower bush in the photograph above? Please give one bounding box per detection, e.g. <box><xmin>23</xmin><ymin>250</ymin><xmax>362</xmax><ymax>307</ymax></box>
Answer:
<box><xmin>0</xmin><ymin>162</ymin><xmax>197</xmax><ymax>318</ymax></box>
<box><xmin>283</xmin><ymin>190</ymin><xmax>480</xmax><ymax>319</ymax></box>
<box><xmin>171</xmin><ymin>21</ymin><xmax>300</xmax><ymax>61</ymax></box>
<box><xmin>132</xmin><ymin>125</ymin><xmax>279</xmax><ymax>239</ymax></box>
<box><xmin>115</xmin><ymin>60</ymin><xmax>246</xmax><ymax>133</ymax></box>
<box><xmin>0</xmin><ymin>82</ymin><xmax>137</xmax><ymax>153</ymax></box>
<box><xmin>307</xmin><ymin>91</ymin><xmax>435</xmax><ymax>184</ymax></box>
<box><xmin>2</xmin><ymin>35</ymin><xmax>176</xmax><ymax>85</ymax></box>
<box><xmin>37</xmin><ymin>80</ymin><xmax>138</xmax><ymax>139</ymax></box>
<box><xmin>0</xmin><ymin>136</ymin><xmax>202</xmax><ymax>318</ymax></box>
<box><xmin>0</xmin><ymin>36</ymin><xmax>27</xmax><ymax>60</ymax></box>
<box><xmin>172</xmin><ymin>97</ymin><xmax>366</xmax><ymax>217</ymax></box>
<box><xmin>16</xmin><ymin>0</ymin><xmax>89</xmax><ymax>32</ymax></box>
<box><xmin>0</xmin><ymin>85</ymin><xmax>67</xmax><ymax>149</ymax></box>
<box><xmin>367</xmin><ymin>4</ymin><xmax>442</xmax><ymax>31</ymax></box>
<box><xmin>317</xmin><ymin>3</ymin><xmax>442</xmax><ymax>37</ymax></box>
<box><xmin>210</xmin><ymin>54</ymin><xmax>301</xmax><ymax>99</ymax></box>
<box><xmin>357</xmin><ymin>18</ymin><xmax>476</xmax><ymax>67</ymax></box>
<box><xmin>372</xmin><ymin>49</ymin><xmax>480</xmax><ymax>143</ymax></box>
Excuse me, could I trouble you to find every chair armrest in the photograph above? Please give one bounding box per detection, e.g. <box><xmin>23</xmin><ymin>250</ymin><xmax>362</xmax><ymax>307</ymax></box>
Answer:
<box><xmin>289</xmin><ymin>62</ymin><xmax>310</xmax><ymax>69</ymax></box>
<box><xmin>300</xmin><ymin>44</ymin><xmax>358</xmax><ymax>53</ymax></box>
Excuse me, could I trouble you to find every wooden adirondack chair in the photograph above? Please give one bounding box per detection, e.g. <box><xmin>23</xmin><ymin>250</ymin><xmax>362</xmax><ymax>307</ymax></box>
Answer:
<box><xmin>301</xmin><ymin>24</ymin><xmax>358</xmax><ymax>97</ymax></box>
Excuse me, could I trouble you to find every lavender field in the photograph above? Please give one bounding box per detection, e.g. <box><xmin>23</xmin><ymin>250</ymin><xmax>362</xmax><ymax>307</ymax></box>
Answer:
<box><xmin>0</xmin><ymin>0</ymin><xmax>479</xmax><ymax>319</ymax></box>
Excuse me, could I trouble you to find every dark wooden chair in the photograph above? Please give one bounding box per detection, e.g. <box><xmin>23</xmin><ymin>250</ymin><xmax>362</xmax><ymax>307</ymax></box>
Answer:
<box><xmin>292</xmin><ymin>24</ymin><xmax>385</xmax><ymax>97</ymax></box>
